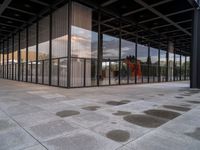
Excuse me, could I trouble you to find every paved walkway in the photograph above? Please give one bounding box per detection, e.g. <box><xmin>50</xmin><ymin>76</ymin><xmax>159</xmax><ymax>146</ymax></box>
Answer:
<box><xmin>0</xmin><ymin>79</ymin><xmax>200</xmax><ymax>150</ymax></box>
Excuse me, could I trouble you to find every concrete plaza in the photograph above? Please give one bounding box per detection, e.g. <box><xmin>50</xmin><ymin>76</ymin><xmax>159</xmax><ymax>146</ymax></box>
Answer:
<box><xmin>0</xmin><ymin>79</ymin><xmax>200</xmax><ymax>150</ymax></box>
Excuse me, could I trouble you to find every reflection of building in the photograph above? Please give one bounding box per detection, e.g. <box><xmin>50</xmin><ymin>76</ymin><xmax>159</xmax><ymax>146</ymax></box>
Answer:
<box><xmin>0</xmin><ymin>0</ymin><xmax>195</xmax><ymax>88</ymax></box>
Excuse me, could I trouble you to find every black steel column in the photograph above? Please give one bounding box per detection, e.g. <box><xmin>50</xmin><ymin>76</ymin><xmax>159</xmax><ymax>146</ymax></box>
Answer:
<box><xmin>26</xmin><ymin>27</ymin><xmax>28</xmax><ymax>82</ymax></box>
<box><xmin>173</xmin><ymin>45</ymin><xmax>176</xmax><ymax>81</ymax></box>
<box><xmin>36</xmin><ymin>20</ymin><xmax>39</xmax><ymax>84</ymax></box>
<box><xmin>147</xmin><ymin>42</ymin><xmax>150</xmax><ymax>83</ymax></box>
<box><xmin>184</xmin><ymin>55</ymin><xmax>187</xmax><ymax>80</ymax></box>
<box><xmin>18</xmin><ymin>32</ymin><xmax>20</xmax><ymax>81</ymax></box>
<box><xmin>135</xmin><ymin>35</ymin><xmax>138</xmax><ymax>84</ymax></box>
<box><xmin>2</xmin><ymin>41</ymin><xmax>4</xmax><ymax>78</ymax></box>
<box><xmin>49</xmin><ymin>9</ymin><xmax>52</xmax><ymax>86</ymax></box>
<box><xmin>119</xmin><ymin>20</ymin><xmax>121</xmax><ymax>85</ymax></box>
<box><xmin>166</xmin><ymin>40</ymin><xmax>169</xmax><ymax>82</ymax></box>
<box><xmin>67</xmin><ymin>0</ymin><xmax>72</xmax><ymax>88</ymax></box>
<box><xmin>158</xmin><ymin>40</ymin><xmax>161</xmax><ymax>82</ymax></box>
<box><xmin>191</xmin><ymin>8</ymin><xmax>200</xmax><ymax>88</ymax></box>
<box><xmin>7</xmin><ymin>38</ymin><xmax>9</xmax><ymax>79</ymax></box>
<box><xmin>180</xmin><ymin>50</ymin><xmax>182</xmax><ymax>81</ymax></box>
<box><xmin>12</xmin><ymin>34</ymin><xmax>14</xmax><ymax>80</ymax></box>
<box><xmin>97</xmin><ymin>11</ymin><xmax>101</xmax><ymax>86</ymax></box>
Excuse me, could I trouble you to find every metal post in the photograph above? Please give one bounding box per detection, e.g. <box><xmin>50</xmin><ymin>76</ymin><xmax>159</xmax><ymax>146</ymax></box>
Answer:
<box><xmin>31</xmin><ymin>61</ymin><xmax>32</xmax><ymax>82</ymax></box>
<box><xmin>2</xmin><ymin>41</ymin><xmax>4</xmax><ymax>78</ymax></box>
<box><xmin>58</xmin><ymin>58</ymin><xmax>60</xmax><ymax>86</ymax></box>
<box><xmin>148</xmin><ymin>42</ymin><xmax>150</xmax><ymax>83</ymax></box>
<box><xmin>109</xmin><ymin>59</ymin><xmax>111</xmax><ymax>85</ymax></box>
<box><xmin>185</xmin><ymin>55</ymin><xmax>187</xmax><ymax>80</ymax></box>
<box><xmin>174</xmin><ymin>49</ymin><xmax>176</xmax><ymax>81</ymax></box>
<box><xmin>49</xmin><ymin>9</ymin><xmax>52</xmax><ymax>86</ymax></box>
<box><xmin>119</xmin><ymin>19</ymin><xmax>121</xmax><ymax>85</ymax></box>
<box><xmin>83</xmin><ymin>58</ymin><xmax>86</xmax><ymax>87</ymax></box>
<box><xmin>158</xmin><ymin>40</ymin><xmax>161</xmax><ymax>82</ymax></box>
<box><xmin>97</xmin><ymin>11</ymin><xmax>101</xmax><ymax>86</ymax></box>
<box><xmin>42</xmin><ymin>60</ymin><xmax>44</xmax><ymax>84</ymax></box>
<box><xmin>7</xmin><ymin>38</ymin><xmax>9</xmax><ymax>79</ymax></box>
<box><xmin>180</xmin><ymin>50</ymin><xmax>182</xmax><ymax>80</ymax></box>
<box><xmin>67</xmin><ymin>0</ymin><xmax>72</xmax><ymax>88</ymax></box>
<box><xmin>36</xmin><ymin>20</ymin><xmax>39</xmax><ymax>84</ymax></box>
<box><xmin>135</xmin><ymin>35</ymin><xmax>138</xmax><ymax>84</ymax></box>
<box><xmin>26</xmin><ymin>27</ymin><xmax>28</xmax><ymax>82</ymax></box>
<box><xmin>12</xmin><ymin>34</ymin><xmax>14</xmax><ymax>80</ymax></box>
<box><xmin>18</xmin><ymin>32</ymin><xmax>20</xmax><ymax>81</ymax></box>
<box><xmin>166</xmin><ymin>40</ymin><xmax>169</xmax><ymax>82</ymax></box>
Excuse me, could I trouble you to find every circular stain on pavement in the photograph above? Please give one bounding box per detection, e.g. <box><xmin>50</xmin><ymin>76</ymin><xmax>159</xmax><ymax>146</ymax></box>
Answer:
<box><xmin>82</xmin><ymin>106</ymin><xmax>100</xmax><ymax>111</ymax></box>
<box><xmin>123</xmin><ymin>114</ymin><xmax>167</xmax><ymax>128</ymax></box>
<box><xmin>163</xmin><ymin>105</ymin><xmax>191</xmax><ymax>112</ymax></box>
<box><xmin>187</xmin><ymin>101</ymin><xmax>200</xmax><ymax>104</ymax></box>
<box><xmin>106</xmin><ymin>100</ymin><xmax>130</xmax><ymax>106</ymax></box>
<box><xmin>106</xmin><ymin>130</ymin><xmax>130</xmax><ymax>142</ymax></box>
<box><xmin>144</xmin><ymin>109</ymin><xmax>180</xmax><ymax>120</ymax></box>
<box><xmin>56</xmin><ymin>110</ymin><xmax>80</xmax><ymax>118</ymax></box>
<box><xmin>113</xmin><ymin>111</ymin><xmax>131</xmax><ymax>116</ymax></box>
<box><xmin>175</xmin><ymin>96</ymin><xmax>184</xmax><ymax>99</ymax></box>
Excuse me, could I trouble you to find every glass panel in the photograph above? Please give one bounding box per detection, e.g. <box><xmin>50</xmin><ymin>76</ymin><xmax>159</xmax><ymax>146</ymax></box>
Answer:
<box><xmin>101</xmin><ymin>34</ymin><xmax>119</xmax><ymax>85</ymax></box>
<box><xmin>8</xmin><ymin>38</ymin><xmax>12</xmax><ymax>79</ymax></box>
<box><xmin>160</xmin><ymin>50</ymin><xmax>167</xmax><ymax>82</ymax></box>
<box><xmin>121</xmin><ymin>39</ymin><xmax>136</xmax><ymax>84</ymax></box>
<box><xmin>175</xmin><ymin>54</ymin><xmax>180</xmax><ymax>81</ymax></box>
<box><xmin>59</xmin><ymin>58</ymin><xmax>67</xmax><ymax>87</ymax></box>
<box><xmin>168</xmin><ymin>52</ymin><xmax>174</xmax><ymax>81</ymax></box>
<box><xmin>181</xmin><ymin>55</ymin><xmax>185</xmax><ymax>80</ymax></box>
<box><xmin>14</xmin><ymin>34</ymin><xmax>19</xmax><ymax>80</ymax></box>
<box><xmin>52</xmin><ymin>4</ymin><xmax>68</xmax><ymax>86</ymax></box>
<box><xmin>38</xmin><ymin>16</ymin><xmax>50</xmax><ymax>84</ymax></box>
<box><xmin>149</xmin><ymin>47</ymin><xmax>158</xmax><ymax>83</ymax></box>
<box><xmin>28</xmin><ymin>24</ymin><xmax>36</xmax><ymax>83</ymax></box>
<box><xmin>71</xmin><ymin>2</ymin><xmax>98</xmax><ymax>87</ymax></box>
<box><xmin>186</xmin><ymin>56</ymin><xmax>190</xmax><ymax>80</ymax></box>
<box><xmin>137</xmin><ymin>43</ymin><xmax>148</xmax><ymax>83</ymax></box>
<box><xmin>20</xmin><ymin>30</ymin><xmax>26</xmax><ymax>81</ymax></box>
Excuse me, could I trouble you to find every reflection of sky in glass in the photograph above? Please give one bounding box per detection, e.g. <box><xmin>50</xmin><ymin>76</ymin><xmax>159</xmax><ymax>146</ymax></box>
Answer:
<box><xmin>150</xmin><ymin>47</ymin><xmax>158</xmax><ymax>63</ymax></box>
<box><xmin>121</xmin><ymin>39</ymin><xmax>135</xmax><ymax>59</ymax></box>
<box><xmin>71</xmin><ymin>26</ymin><xmax>97</xmax><ymax>58</ymax></box>
<box><xmin>160</xmin><ymin>50</ymin><xmax>166</xmax><ymax>66</ymax></box>
<box><xmin>103</xmin><ymin>34</ymin><xmax>119</xmax><ymax>59</ymax></box>
<box><xmin>137</xmin><ymin>44</ymin><xmax>148</xmax><ymax>62</ymax></box>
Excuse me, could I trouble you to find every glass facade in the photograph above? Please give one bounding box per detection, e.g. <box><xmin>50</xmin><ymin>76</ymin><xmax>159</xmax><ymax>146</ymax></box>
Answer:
<box><xmin>0</xmin><ymin>2</ymin><xmax>190</xmax><ymax>88</ymax></box>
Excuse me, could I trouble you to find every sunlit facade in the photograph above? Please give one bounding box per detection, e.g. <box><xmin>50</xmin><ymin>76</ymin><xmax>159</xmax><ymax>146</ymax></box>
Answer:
<box><xmin>0</xmin><ymin>2</ymin><xmax>191</xmax><ymax>88</ymax></box>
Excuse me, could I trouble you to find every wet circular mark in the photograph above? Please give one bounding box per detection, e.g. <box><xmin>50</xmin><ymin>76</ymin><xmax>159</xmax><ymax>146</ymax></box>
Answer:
<box><xmin>56</xmin><ymin>110</ymin><xmax>80</xmax><ymax>118</ymax></box>
<box><xmin>82</xmin><ymin>106</ymin><xmax>100</xmax><ymax>111</ymax></box>
<box><xmin>163</xmin><ymin>105</ymin><xmax>190</xmax><ymax>112</ymax></box>
<box><xmin>106</xmin><ymin>100</ymin><xmax>130</xmax><ymax>106</ymax></box>
<box><xmin>106</xmin><ymin>130</ymin><xmax>130</xmax><ymax>142</ymax></box>
<box><xmin>187</xmin><ymin>101</ymin><xmax>200</xmax><ymax>104</ymax></box>
<box><xmin>111</xmin><ymin>122</ymin><xmax>117</xmax><ymax>124</ymax></box>
<box><xmin>175</xmin><ymin>96</ymin><xmax>184</xmax><ymax>99</ymax></box>
<box><xmin>144</xmin><ymin>109</ymin><xmax>180</xmax><ymax>120</ymax></box>
<box><xmin>113</xmin><ymin>111</ymin><xmax>131</xmax><ymax>116</ymax></box>
<box><xmin>123</xmin><ymin>114</ymin><xmax>167</xmax><ymax>128</ymax></box>
<box><xmin>181</xmin><ymin>94</ymin><xmax>191</xmax><ymax>96</ymax></box>
<box><xmin>158</xmin><ymin>94</ymin><xmax>164</xmax><ymax>96</ymax></box>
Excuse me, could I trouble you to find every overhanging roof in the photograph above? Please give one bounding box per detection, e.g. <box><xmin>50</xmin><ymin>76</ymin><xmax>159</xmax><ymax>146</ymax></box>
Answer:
<box><xmin>0</xmin><ymin>0</ymin><xmax>198</xmax><ymax>54</ymax></box>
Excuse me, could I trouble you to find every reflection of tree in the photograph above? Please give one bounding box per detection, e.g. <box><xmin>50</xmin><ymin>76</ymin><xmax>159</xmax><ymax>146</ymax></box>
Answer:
<box><xmin>38</xmin><ymin>53</ymin><xmax>49</xmax><ymax>60</ymax></box>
